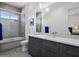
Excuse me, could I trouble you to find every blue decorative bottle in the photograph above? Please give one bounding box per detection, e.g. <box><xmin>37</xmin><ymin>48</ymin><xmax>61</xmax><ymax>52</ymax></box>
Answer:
<box><xmin>45</xmin><ymin>26</ymin><xmax>49</xmax><ymax>33</ymax></box>
<box><xmin>0</xmin><ymin>23</ymin><xmax>3</xmax><ymax>40</ymax></box>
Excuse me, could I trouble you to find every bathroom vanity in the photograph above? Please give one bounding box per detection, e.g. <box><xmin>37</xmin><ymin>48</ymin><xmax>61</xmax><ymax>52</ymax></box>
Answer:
<box><xmin>28</xmin><ymin>35</ymin><xmax>79</xmax><ymax>57</ymax></box>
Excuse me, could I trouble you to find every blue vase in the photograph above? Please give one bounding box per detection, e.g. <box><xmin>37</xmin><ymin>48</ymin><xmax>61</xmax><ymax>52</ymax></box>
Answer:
<box><xmin>45</xmin><ymin>26</ymin><xmax>49</xmax><ymax>33</ymax></box>
<box><xmin>0</xmin><ymin>23</ymin><xmax>3</xmax><ymax>40</ymax></box>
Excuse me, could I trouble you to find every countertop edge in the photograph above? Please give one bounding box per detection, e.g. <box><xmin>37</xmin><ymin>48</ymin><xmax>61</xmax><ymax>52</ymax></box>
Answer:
<box><xmin>29</xmin><ymin>35</ymin><xmax>79</xmax><ymax>47</ymax></box>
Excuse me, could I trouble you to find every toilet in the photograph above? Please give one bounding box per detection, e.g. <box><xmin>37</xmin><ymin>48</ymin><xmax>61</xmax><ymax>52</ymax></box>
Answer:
<box><xmin>21</xmin><ymin>40</ymin><xmax>28</xmax><ymax>52</ymax></box>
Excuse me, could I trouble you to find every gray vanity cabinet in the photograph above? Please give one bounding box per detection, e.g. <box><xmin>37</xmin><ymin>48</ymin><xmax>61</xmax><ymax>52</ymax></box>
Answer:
<box><xmin>28</xmin><ymin>36</ymin><xmax>59</xmax><ymax>57</ymax></box>
<box><xmin>40</xmin><ymin>39</ymin><xmax>58</xmax><ymax>57</ymax></box>
<box><xmin>28</xmin><ymin>36</ymin><xmax>43</xmax><ymax>56</ymax></box>
<box><xmin>28</xmin><ymin>36</ymin><xmax>79</xmax><ymax>57</ymax></box>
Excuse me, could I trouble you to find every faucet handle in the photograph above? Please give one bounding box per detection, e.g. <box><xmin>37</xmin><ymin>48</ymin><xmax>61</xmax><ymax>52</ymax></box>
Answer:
<box><xmin>55</xmin><ymin>32</ymin><xmax>57</xmax><ymax>34</ymax></box>
<box><xmin>52</xmin><ymin>32</ymin><xmax>57</xmax><ymax>34</ymax></box>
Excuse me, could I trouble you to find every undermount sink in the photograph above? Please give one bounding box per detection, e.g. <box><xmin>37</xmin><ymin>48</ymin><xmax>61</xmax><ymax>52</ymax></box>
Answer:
<box><xmin>35</xmin><ymin>34</ymin><xmax>54</xmax><ymax>38</ymax></box>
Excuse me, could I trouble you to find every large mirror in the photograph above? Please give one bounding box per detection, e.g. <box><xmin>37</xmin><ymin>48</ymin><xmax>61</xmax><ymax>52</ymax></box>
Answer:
<box><xmin>36</xmin><ymin>12</ymin><xmax>42</xmax><ymax>32</ymax></box>
<box><xmin>36</xmin><ymin>2</ymin><xmax>79</xmax><ymax>36</ymax></box>
<box><xmin>42</xmin><ymin>2</ymin><xmax>68</xmax><ymax>36</ymax></box>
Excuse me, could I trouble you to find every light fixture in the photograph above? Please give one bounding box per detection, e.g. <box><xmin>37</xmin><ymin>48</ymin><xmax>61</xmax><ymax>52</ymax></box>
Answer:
<box><xmin>74</xmin><ymin>26</ymin><xmax>78</xmax><ymax>29</ymax></box>
<box><xmin>39</xmin><ymin>3</ymin><xmax>43</xmax><ymax>8</ymax></box>
<box><xmin>46</xmin><ymin>7</ymin><xmax>50</xmax><ymax>12</ymax></box>
<box><xmin>72</xmin><ymin>2</ymin><xmax>76</xmax><ymax>3</ymax></box>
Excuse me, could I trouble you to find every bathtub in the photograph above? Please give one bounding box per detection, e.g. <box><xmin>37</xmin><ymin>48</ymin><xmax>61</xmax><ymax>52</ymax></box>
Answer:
<box><xmin>0</xmin><ymin>37</ymin><xmax>25</xmax><ymax>51</ymax></box>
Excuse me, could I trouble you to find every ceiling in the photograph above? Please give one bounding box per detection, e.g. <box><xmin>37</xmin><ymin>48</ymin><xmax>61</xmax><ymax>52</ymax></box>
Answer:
<box><xmin>39</xmin><ymin>2</ymin><xmax>55</xmax><ymax>9</ymax></box>
<box><xmin>4</xmin><ymin>2</ymin><xmax>28</xmax><ymax>8</ymax></box>
<box><xmin>4</xmin><ymin>2</ymin><xmax>54</xmax><ymax>8</ymax></box>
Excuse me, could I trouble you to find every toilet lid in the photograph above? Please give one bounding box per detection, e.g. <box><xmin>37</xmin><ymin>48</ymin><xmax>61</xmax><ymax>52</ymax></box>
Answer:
<box><xmin>21</xmin><ymin>40</ymin><xmax>28</xmax><ymax>43</ymax></box>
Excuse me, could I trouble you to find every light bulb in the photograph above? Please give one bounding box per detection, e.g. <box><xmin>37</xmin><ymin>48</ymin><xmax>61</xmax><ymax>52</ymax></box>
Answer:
<box><xmin>74</xmin><ymin>26</ymin><xmax>78</xmax><ymax>29</ymax></box>
<box><xmin>39</xmin><ymin>3</ymin><xmax>42</xmax><ymax>8</ymax></box>
<box><xmin>46</xmin><ymin>7</ymin><xmax>50</xmax><ymax>12</ymax></box>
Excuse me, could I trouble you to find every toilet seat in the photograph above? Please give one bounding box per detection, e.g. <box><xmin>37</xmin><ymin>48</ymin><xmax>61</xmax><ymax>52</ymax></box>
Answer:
<box><xmin>21</xmin><ymin>40</ymin><xmax>28</xmax><ymax>45</ymax></box>
<box><xmin>21</xmin><ymin>40</ymin><xmax>28</xmax><ymax>52</ymax></box>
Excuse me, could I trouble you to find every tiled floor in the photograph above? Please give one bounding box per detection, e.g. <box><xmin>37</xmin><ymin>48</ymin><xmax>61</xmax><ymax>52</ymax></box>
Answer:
<box><xmin>0</xmin><ymin>47</ymin><xmax>31</xmax><ymax>57</ymax></box>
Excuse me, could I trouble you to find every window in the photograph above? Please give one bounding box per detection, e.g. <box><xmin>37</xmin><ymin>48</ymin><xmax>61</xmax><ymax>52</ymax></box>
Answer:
<box><xmin>10</xmin><ymin>13</ymin><xmax>19</xmax><ymax>20</ymax></box>
<box><xmin>0</xmin><ymin>10</ymin><xmax>20</xmax><ymax>38</ymax></box>
<box><xmin>0</xmin><ymin>10</ymin><xmax>19</xmax><ymax>20</ymax></box>
<box><xmin>1</xmin><ymin>11</ymin><xmax>10</xmax><ymax>19</ymax></box>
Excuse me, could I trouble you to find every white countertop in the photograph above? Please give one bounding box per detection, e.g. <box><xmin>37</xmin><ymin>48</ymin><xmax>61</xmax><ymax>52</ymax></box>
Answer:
<box><xmin>29</xmin><ymin>34</ymin><xmax>79</xmax><ymax>47</ymax></box>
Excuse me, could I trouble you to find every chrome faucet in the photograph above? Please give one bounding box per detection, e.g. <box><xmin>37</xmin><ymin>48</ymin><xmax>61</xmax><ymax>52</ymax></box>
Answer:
<box><xmin>52</xmin><ymin>32</ymin><xmax>57</xmax><ymax>36</ymax></box>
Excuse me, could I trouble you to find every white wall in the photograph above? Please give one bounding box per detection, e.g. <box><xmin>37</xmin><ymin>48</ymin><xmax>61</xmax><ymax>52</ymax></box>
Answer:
<box><xmin>22</xmin><ymin>3</ymin><xmax>40</xmax><ymax>39</ymax></box>
<box><xmin>27</xmin><ymin>3</ymin><xmax>38</xmax><ymax>34</ymax></box>
<box><xmin>21</xmin><ymin>4</ymin><xmax>29</xmax><ymax>39</ymax></box>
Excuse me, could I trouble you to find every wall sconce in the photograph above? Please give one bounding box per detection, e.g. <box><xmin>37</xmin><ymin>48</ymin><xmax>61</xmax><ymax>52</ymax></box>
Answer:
<box><xmin>68</xmin><ymin>25</ymin><xmax>79</xmax><ymax>35</ymax></box>
<box><xmin>29</xmin><ymin>18</ymin><xmax>34</xmax><ymax>26</ymax></box>
<box><xmin>74</xmin><ymin>26</ymin><xmax>78</xmax><ymax>29</ymax></box>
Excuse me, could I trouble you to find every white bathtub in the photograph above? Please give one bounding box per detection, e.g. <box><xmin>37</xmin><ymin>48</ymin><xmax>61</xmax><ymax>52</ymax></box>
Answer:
<box><xmin>0</xmin><ymin>37</ymin><xmax>25</xmax><ymax>51</ymax></box>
